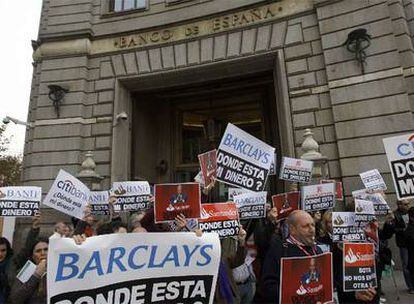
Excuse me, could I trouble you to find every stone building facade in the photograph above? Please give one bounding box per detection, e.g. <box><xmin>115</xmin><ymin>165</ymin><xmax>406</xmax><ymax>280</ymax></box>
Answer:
<box><xmin>13</xmin><ymin>0</ymin><xmax>414</xmax><ymax>247</ymax></box>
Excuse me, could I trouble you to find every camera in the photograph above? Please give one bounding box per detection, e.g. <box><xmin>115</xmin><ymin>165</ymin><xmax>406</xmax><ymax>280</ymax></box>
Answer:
<box><xmin>115</xmin><ymin>112</ymin><xmax>128</xmax><ymax>121</ymax></box>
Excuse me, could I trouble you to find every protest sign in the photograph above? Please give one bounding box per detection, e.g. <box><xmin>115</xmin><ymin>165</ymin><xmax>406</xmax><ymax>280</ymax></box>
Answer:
<box><xmin>271</xmin><ymin>191</ymin><xmax>300</xmax><ymax>221</ymax></box>
<box><xmin>198</xmin><ymin>202</ymin><xmax>239</xmax><ymax>238</ymax></box>
<box><xmin>280</xmin><ymin>252</ymin><xmax>333</xmax><ymax>304</ymax></box>
<box><xmin>112</xmin><ymin>181</ymin><xmax>151</xmax><ymax>213</ymax></box>
<box><xmin>228</xmin><ymin>187</ymin><xmax>249</xmax><ymax>201</ymax></box>
<box><xmin>352</xmin><ymin>189</ymin><xmax>390</xmax><ymax>216</ymax></box>
<box><xmin>17</xmin><ymin>260</ymin><xmax>37</xmax><ymax>283</ymax></box>
<box><xmin>216</xmin><ymin>123</ymin><xmax>275</xmax><ymax>192</ymax></box>
<box><xmin>89</xmin><ymin>191</ymin><xmax>110</xmax><ymax>215</ymax></box>
<box><xmin>47</xmin><ymin>232</ymin><xmax>220</xmax><ymax>304</ymax></box>
<box><xmin>43</xmin><ymin>170</ymin><xmax>89</xmax><ymax>219</ymax></box>
<box><xmin>343</xmin><ymin>243</ymin><xmax>377</xmax><ymax>291</ymax></box>
<box><xmin>269</xmin><ymin>152</ymin><xmax>278</xmax><ymax>175</ymax></box>
<box><xmin>301</xmin><ymin>183</ymin><xmax>335</xmax><ymax>212</ymax></box>
<box><xmin>154</xmin><ymin>183</ymin><xmax>201</xmax><ymax>223</ymax></box>
<box><xmin>354</xmin><ymin>198</ymin><xmax>376</xmax><ymax>226</ymax></box>
<box><xmin>279</xmin><ymin>157</ymin><xmax>313</xmax><ymax>183</ymax></box>
<box><xmin>321</xmin><ymin>180</ymin><xmax>344</xmax><ymax>201</ymax></box>
<box><xmin>198</xmin><ymin>150</ymin><xmax>217</xmax><ymax>188</ymax></box>
<box><xmin>0</xmin><ymin>186</ymin><xmax>41</xmax><ymax>217</ymax></box>
<box><xmin>359</xmin><ymin>169</ymin><xmax>387</xmax><ymax>191</ymax></box>
<box><xmin>332</xmin><ymin>212</ymin><xmax>366</xmax><ymax>242</ymax></box>
<box><xmin>233</xmin><ymin>191</ymin><xmax>267</xmax><ymax>220</ymax></box>
<box><xmin>383</xmin><ymin>133</ymin><xmax>414</xmax><ymax>199</ymax></box>
<box><xmin>194</xmin><ymin>171</ymin><xmax>204</xmax><ymax>186</ymax></box>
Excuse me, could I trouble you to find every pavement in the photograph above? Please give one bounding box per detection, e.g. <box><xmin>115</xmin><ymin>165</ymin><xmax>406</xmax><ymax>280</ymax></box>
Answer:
<box><xmin>381</xmin><ymin>270</ymin><xmax>414</xmax><ymax>304</ymax></box>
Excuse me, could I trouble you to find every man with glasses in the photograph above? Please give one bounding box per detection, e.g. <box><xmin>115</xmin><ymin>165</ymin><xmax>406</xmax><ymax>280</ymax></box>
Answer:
<box><xmin>394</xmin><ymin>199</ymin><xmax>414</xmax><ymax>293</ymax></box>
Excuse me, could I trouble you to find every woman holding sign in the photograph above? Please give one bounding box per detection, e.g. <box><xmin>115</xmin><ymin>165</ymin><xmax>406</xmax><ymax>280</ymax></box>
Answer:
<box><xmin>10</xmin><ymin>237</ymin><xmax>48</xmax><ymax>304</ymax></box>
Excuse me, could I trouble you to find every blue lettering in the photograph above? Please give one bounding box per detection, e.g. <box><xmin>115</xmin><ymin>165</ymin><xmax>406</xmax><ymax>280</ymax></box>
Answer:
<box><xmin>78</xmin><ymin>251</ymin><xmax>104</xmax><ymax>279</ymax></box>
<box><xmin>262</xmin><ymin>152</ymin><xmax>270</xmax><ymax>165</ymax></box>
<box><xmin>107</xmin><ymin>247</ymin><xmax>127</xmax><ymax>274</ymax></box>
<box><xmin>55</xmin><ymin>253</ymin><xmax>79</xmax><ymax>282</ymax></box>
<box><xmin>223</xmin><ymin>133</ymin><xmax>233</xmax><ymax>146</ymax></box>
<box><xmin>148</xmin><ymin>246</ymin><xmax>163</xmax><ymax>268</ymax></box>
<box><xmin>236</xmin><ymin>139</ymin><xmax>245</xmax><ymax>153</ymax></box>
<box><xmin>159</xmin><ymin>245</ymin><xmax>180</xmax><ymax>267</ymax></box>
<box><xmin>128</xmin><ymin>245</ymin><xmax>148</xmax><ymax>269</ymax></box>
<box><xmin>197</xmin><ymin>244</ymin><xmax>213</xmax><ymax>266</ymax></box>
<box><xmin>398</xmin><ymin>143</ymin><xmax>412</xmax><ymax>156</ymax></box>
<box><xmin>183</xmin><ymin>245</ymin><xmax>200</xmax><ymax>266</ymax></box>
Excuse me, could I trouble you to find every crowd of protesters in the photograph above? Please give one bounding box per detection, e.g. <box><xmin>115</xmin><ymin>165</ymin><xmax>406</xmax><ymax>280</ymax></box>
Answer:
<box><xmin>0</xmin><ymin>181</ymin><xmax>413</xmax><ymax>304</ymax></box>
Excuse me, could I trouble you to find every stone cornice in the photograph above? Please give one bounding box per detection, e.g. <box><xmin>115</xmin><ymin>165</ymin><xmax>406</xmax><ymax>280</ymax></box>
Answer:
<box><xmin>33</xmin><ymin>0</ymin><xmax>313</xmax><ymax>60</ymax></box>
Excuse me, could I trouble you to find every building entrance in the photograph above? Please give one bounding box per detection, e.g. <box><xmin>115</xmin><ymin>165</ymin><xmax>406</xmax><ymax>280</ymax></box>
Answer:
<box><xmin>131</xmin><ymin>72</ymin><xmax>282</xmax><ymax>199</ymax></box>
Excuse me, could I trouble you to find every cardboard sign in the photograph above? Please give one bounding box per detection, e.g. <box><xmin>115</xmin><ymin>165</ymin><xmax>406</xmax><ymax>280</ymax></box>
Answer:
<box><xmin>154</xmin><ymin>183</ymin><xmax>201</xmax><ymax>223</ymax></box>
<box><xmin>198</xmin><ymin>150</ymin><xmax>217</xmax><ymax>188</ymax></box>
<box><xmin>0</xmin><ymin>186</ymin><xmax>41</xmax><ymax>217</ymax></box>
<box><xmin>89</xmin><ymin>191</ymin><xmax>110</xmax><ymax>215</ymax></box>
<box><xmin>16</xmin><ymin>260</ymin><xmax>37</xmax><ymax>283</ymax></box>
<box><xmin>43</xmin><ymin>170</ymin><xmax>89</xmax><ymax>219</ymax></box>
<box><xmin>280</xmin><ymin>253</ymin><xmax>333</xmax><ymax>304</ymax></box>
<box><xmin>343</xmin><ymin>243</ymin><xmax>377</xmax><ymax>291</ymax></box>
<box><xmin>279</xmin><ymin>157</ymin><xmax>313</xmax><ymax>183</ymax></box>
<box><xmin>321</xmin><ymin>180</ymin><xmax>344</xmax><ymax>201</ymax></box>
<box><xmin>47</xmin><ymin>233</ymin><xmax>220</xmax><ymax>304</ymax></box>
<box><xmin>359</xmin><ymin>169</ymin><xmax>387</xmax><ymax>191</ymax></box>
<box><xmin>301</xmin><ymin>183</ymin><xmax>335</xmax><ymax>212</ymax></box>
<box><xmin>198</xmin><ymin>202</ymin><xmax>240</xmax><ymax>238</ymax></box>
<box><xmin>112</xmin><ymin>181</ymin><xmax>151</xmax><ymax>213</ymax></box>
<box><xmin>228</xmin><ymin>188</ymin><xmax>249</xmax><ymax>201</ymax></box>
<box><xmin>352</xmin><ymin>189</ymin><xmax>390</xmax><ymax>216</ymax></box>
<box><xmin>332</xmin><ymin>212</ymin><xmax>366</xmax><ymax>242</ymax></box>
<box><xmin>354</xmin><ymin>198</ymin><xmax>376</xmax><ymax>227</ymax></box>
<box><xmin>233</xmin><ymin>191</ymin><xmax>267</xmax><ymax>219</ymax></box>
<box><xmin>216</xmin><ymin>123</ymin><xmax>275</xmax><ymax>192</ymax></box>
<box><xmin>271</xmin><ymin>191</ymin><xmax>300</xmax><ymax>221</ymax></box>
<box><xmin>194</xmin><ymin>171</ymin><xmax>205</xmax><ymax>186</ymax></box>
<box><xmin>383</xmin><ymin>133</ymin><xmax>414</xmax><ymax>199</ymax></box>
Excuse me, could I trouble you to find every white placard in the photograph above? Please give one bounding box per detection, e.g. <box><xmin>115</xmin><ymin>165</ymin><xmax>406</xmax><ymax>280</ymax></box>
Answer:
<box><xmin>228</xmin><ymin>187</ymin><xmax>250</xmax><ymax>201</ymax></box>
<box><xmin>352</xmin><ymin>189</ymin><xmax>390</xmax><ymax>216</ymax></box>
<box><xmin>332</xmin><ymin>212</ymin><xmax>366</xmax><ymax>242</ymax></box>
<box><xmin>279</xmin><ymin>157</ymin><xmax>313</xmax><ymax>183</ymax></box>
<box><xmin>112</xmin><ymin>181</ymin><xmax>151</xmax><ymax>212</ymax></box>
<box><xmin>216</xmin><ymin>123</ymin><xmax>275</xmax><ymax>192</ymax></box>
<box><xmin>359</xmin><ymin>169</ymin><xmax>387</xmax><ymax>191</ymax></box>
<box><xmin>383</xmin><ymin>133</ymin><xmax>414</xmax><ymax>199</ymax></box>
<box><xmin>233</xmin><ymin>191</ymin><xmax>267</xmax><ymax>219</ymax></box>
<box><xmin>47</xmin><ymin>233</ymin><xmax>220</xmax><ymax>304</ymax></box>
<box><xmin>354</xmin><ymin>198</ymin><xmax>376</xmax><ymax>226</ymax></box>
<box><xmin>301</xmin><ymin>183</ymin><xmax>335</xmax><ymax>211</ymax></box>
<box><xmin>0</xmin><ymin>186</ymin><xmax>41</xmax><ymax>217</ymax></box>
<box><xmin>42</xmin><ymin>170</ymin><xmax>89</xmax><ymax>220</ymax></box>
<box><xmin>16</xmin><ymin>260</ymin><xmax>37</xmax><ymax>283</ymax></box>
<box><xmin>89</xmin><ymin>191</ymin><xmax>110</xmax><ymax>215</ymax></box>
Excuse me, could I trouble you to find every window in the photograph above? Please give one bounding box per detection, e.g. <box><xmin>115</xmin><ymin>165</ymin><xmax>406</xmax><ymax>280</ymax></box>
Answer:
<box><xmin>110</xmin><ymin>0</ymin><xmax>147</xmax><ymax>12</ymax></box>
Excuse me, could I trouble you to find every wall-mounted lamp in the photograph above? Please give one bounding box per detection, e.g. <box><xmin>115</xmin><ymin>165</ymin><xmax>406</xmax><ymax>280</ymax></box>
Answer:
<box><xmin>343</xmin><ymin>28</ymin><xmax>371</xmax><ymax>74</ymax></box>
<box><xmin>2</xmin><ymin>116</ymin><xmax>33</xmax><ymax>128</ymax></box>
<box><xmin>48</xmin><ymin>85</ymin><xmax>68</xmax><ymax>118</ymax></box>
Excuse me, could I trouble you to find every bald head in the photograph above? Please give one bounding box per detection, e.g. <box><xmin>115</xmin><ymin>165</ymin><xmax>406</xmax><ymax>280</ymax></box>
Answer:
<box><xmin>287</xmin><ymin>210</ymin><xmax>316</xmax><ymax>246</ymax></box>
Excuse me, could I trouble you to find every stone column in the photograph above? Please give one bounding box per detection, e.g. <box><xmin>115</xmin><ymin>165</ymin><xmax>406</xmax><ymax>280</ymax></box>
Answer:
<box><xmin>77</xmin><ymin>151</ymin><xmax>103</xmax><ymax>190</ymax></box>
<box><xmin>300</xmin><ymin>128</ymin><xmax>329</xmax><ymax>183</ymax></box>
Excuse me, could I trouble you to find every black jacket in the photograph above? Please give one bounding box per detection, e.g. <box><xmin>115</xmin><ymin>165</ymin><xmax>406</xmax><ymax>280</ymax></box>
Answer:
<box><xmin>393</xmin><ymin>209</ymin><xmax>408</xmax><ymax>248</ymax></box>
<box><xmin>259</xmin><ymin>236</ymin><xmax>323</xmax><ymax>304</ymax></box>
